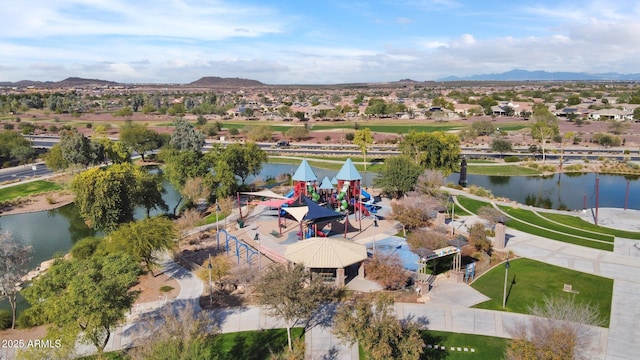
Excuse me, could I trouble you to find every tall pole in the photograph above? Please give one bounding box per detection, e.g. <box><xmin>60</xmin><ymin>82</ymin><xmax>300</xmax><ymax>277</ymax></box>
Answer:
<box><xmin>451</xmin><ymin>197</ymin><xmax>455</xmax><ymax>236</ymax></box>
<box><xmin>372</xmin><ymin>215</ymin><xmax>378</xmax><ymax>254</ymax></box>
<box><xmin>254</xmin><ymin>233</ymin><xmax>261</xmax><ymax>275</ymax></box>
<box><xmin>215</xmin><ymin>203</ymin><xmax>221</xmax><ymax>249</ymax></box>
<box><xmin>625</xmin><ymin>181</ymin><xmax>630</xmax><ymax>210</ymax></box>
<box><xmin>595</xmin><ymin>175</ymin><xmax>600</xmax><ymax>225</ymax></box>
<box><xmin>208</xmin><ymin>253</ymin><xmax>213</xmax><ymax>305</ymax></box>
<box><xmin>502</xmin><ymin>258</ymin><xmax>510</xmax><ymax>309</ymax></box>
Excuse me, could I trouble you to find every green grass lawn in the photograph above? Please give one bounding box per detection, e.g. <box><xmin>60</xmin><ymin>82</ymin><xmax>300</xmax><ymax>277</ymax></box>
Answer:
<box><xmin>539</xmin><ymin>212</ymin><xmax>640</xmax><ymax>240</ymax></box>
<box><xmin>455</xmin><ymin>196</ymin><xmax>490</xmax><ymax>214</ymax></box>
<box><xmin>498</xmin><ymin>206</ymin><xmax>614</xmax><ymax>242</ymax></box>
<box><xmin>422</xmin><ymin>331</ymin><xmax>510</xmax><ymax>360</ymax></box>
<box><xmin>89</xmin><ymin>328</ymin><xmax>302</xmax><ymax>360</ymax></box>
<box><xmin>471</xmin><ymin>258</ymin><xmax>613</xmax><ymax>326</ymax></box>
<box><xmin>207</xmin><ymin>328</ymin><xmax>303</xmax><ymax>360</ymax></box>
<box><xmin>0</xmin><ymin>180</ymin><xmax>62</xmax><ymax>201</ymax></box>
<box><xmin>455</xmin><ymin>196</ymin><xmax>614</xmax><ymax>251</ymax></box>
<box><xmin>466</xmin><ymin>165</ymin><xmax>541</xmax><ymax>176</ymax></box>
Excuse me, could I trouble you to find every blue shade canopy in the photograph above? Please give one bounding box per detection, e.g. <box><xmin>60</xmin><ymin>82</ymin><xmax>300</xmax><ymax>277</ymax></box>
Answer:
<box><xmin>331</xmin><ymin>176</ymin><xmax>338</xmax><ymax>185</ymax></box>
<box><xmin>336</xmin><ymin>158</ymin><xmax>361</xmax><ymax>181</ymax></box>
<box><xmin>319</xmin><ymin>176</ymin><xmax>334</xmax><ymax>190</ymax></box>
<box><xmin>292</xmin><ymin>159</ymin><xmax>318</xmax><ymax>182</ymax></box>
<box><xmin>302</xmin><ymin>196</ymin><xmax>343</xmax><ymax>223</ymax></box>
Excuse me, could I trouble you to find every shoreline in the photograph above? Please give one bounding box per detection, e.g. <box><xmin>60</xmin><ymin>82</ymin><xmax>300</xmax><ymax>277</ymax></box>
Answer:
<box><xmin>0</xmin><ymin>192</ymin><xmax>75</xmax><ymax>216</ymax></box>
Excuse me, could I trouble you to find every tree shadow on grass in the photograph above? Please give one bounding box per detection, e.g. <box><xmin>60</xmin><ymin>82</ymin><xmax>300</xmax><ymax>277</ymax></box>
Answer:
<box><xmin>211</xmin><ymin>328</ymin><xmax>293</xmax><ymax>360</ymax></box>
<box><xmin>420</xmin><ymin>332</ymin><xmax>448</xmax><ymax>360</ymax></box>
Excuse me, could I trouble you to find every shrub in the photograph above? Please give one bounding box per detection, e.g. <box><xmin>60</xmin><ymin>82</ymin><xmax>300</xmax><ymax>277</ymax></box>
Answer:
<box><xmin>468</xmin><ymin>185</ymin><xmax>493</xmax><ymax>198</ymax></box>
<box><xmin>71</xmin><ymin>237</ymin><xmax>101</xmax><ymax>260</ymax></box>
<box><xmin>0</xmin><ymin>310</ymin><xmax>11</xmax><ymax>330</ymax></box>
<box><xmin>228</xmin><ymin>128</ymin><xmax>239</xmax><ymax>136</ymax></box>
<box><xmin>160</xmin><ymin>285</ymin><xmax>174</xmax><ymax>292</ymax></box>
<box><xmin>504</xmin><ymin>155</ymin><xmax>521</xmax><ymax>163</ymax></box>
<box><xmin>16</xmin><ymin>308</ymin><xmax>43</xmax><ymax>328</ymax></box>
<box><xmin>345</xmin><ymin>132</ymin><xmax>355</xmax><ymax>141</ymax></box>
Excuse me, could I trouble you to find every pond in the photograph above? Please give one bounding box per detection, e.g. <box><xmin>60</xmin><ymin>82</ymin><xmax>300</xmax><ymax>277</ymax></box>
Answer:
<box><xmin>447</xmin><ymin>172</ymin><xmax>640</xmax><ymax>210</ymax></box>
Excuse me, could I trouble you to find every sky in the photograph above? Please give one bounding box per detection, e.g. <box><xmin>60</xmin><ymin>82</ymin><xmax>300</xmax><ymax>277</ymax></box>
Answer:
<box><xmin>2</xmin><ymin>0</ymin><xmax>640</xmax><ymax>84</ymax></box>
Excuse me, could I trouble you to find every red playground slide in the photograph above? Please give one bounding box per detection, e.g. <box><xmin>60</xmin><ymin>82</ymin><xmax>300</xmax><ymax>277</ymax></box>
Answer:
<box><xmin>355</xmin><ymin>202</ymin><xmax>370</xmax><ymax>217</ymax></box>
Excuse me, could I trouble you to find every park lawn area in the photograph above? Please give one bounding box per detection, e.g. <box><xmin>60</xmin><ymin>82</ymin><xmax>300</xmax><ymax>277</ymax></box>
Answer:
<box><xmin>538</xmin><ymin>212</ymin><xmax>640</xmax><ymax>240</ymax></box>
<box><xmin>466</xmin><ymin>164</ymin><xmax>541</xmax><ymax>176</ymax></box>
<box><xmin>423</xmin><ymin>331</ymin><xmax>510</xmax><ymax>360</ymax></box>
<box><xmin>0</xmin><ymin>180</ymin><xmax>62</xmax><ymax>201</ymax></box>
<box><xmin>498</xmin><ymin>206</ymin><xmax>614</xmax><ymax>242</ymax></box>
<box><xmin>90</xmin><ymin>328</ymin><xmax>303</xmax><ymax>360</ymax></box>
<box><xmin>500</xmin><ymin>214</ymin><xmax>614</xmax><ymax>251</ymax></box>
<box><xmin>208</xmin><ymin>328</ymin><xmax>303</xmax><ymax>359</ymax></box>
<box><xmin>471</xmin><ymin>258</ymin><xmax>613</xmax><ymax>326</ymax></box>
<box><xmin>455</xmin><ymin>196</ymin><xmax>490</xmax><ymax>214</ymax></box>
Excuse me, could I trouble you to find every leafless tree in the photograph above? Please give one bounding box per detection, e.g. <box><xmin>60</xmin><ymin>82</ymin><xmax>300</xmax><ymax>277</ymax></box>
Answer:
<box><xmin>0</xmin><ymin>231</ymin><xmax>33</xmax><ymax>329</ymax></box>
<box><xmin>414</xmin><ymin>169</ymin><xmax>445</xmax><ymax>197</ymax></box>
<box><xmin>128</xmin><ymin>302</ymin><xmax>216</xmax><ymax>360</ymax></box>
<box><xmin>506</xmin><ymin>296</ymin><xmax>604</xmax><ymax>360</ymax></box>
<box><xmin>477</xmin><ymin>205</ymin><xmax>509</xmax><ymax>225</ymax></box>
<box><xmin>390</xmin><ymin>194</ymin><xmax>442</xmax><ymax>236</ymax></box>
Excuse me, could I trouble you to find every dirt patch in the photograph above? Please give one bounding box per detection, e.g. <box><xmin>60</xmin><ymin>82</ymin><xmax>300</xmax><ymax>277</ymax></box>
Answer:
<box><xmin>132</xmin><ymin>271</ymin><xmax>181</xmax><ymax>304</ymax></box>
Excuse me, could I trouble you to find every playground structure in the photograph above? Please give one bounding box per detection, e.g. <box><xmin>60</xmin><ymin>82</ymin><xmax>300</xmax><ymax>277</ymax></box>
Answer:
<box><xmin>216</xmin><ymin>229</ymin><xmax>259</xmax><ymax>265</ymax></box>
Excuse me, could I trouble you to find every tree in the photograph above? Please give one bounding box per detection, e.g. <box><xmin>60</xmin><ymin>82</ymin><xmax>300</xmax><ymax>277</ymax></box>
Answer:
<box><xmin>0</xmin><ymin>231</ymin><xmax>33</xmax><ymax>329</ymax></box>
<box><xmin>0</xmin><ymin>131</ymin><xmax>33</xmax><ymax>165</ymax></box>
<box><xmin>106</xmin><ymin>216</ymin><xmax>177</xmax><ymax>274</ymax></box>
<box><xmin>506</xmin><ymin>296</ymin><xmax>604</xmax><ymax>360</ymax></box>
<box><xmin>113</xmin><ymin>106</ymin><xmax>133</xmax><ymax>118</ymax></box>
<box><xmin>220</xmin><ymin>142</ymin><xmax>267</xmax><ymax>185</ymax></box>
<box><xmin>285</xmin><ymin>126</ymin><xmax>309</xmax><ymax>141</ymax></box>
<box><xmin>333</xmin><ymin>293</ymin><xmax>425</xmax><ymax>360</ymax></box>
<box><xmin>160</xmin><ymin>149</ymin><xmax>212</xmax><ymax>214</ymax></box>
<box><xmin>354</xmin><ymin>128</ymin><xmax>374</xmax><ymax>179</ymax></box>
<box><xmin>389</xmin><ymin>195</ymin><xmax>438</xmax><ymax>236</ymax></box>
<box><xmin>398</xmin><ymin>131</ymin><xmax>461</xmax><ymax>175</ymax></box>
<box><xmin>245</xmin><ymin>125</ymin><xmax>274</xmax><ymax>141</ymax></box>
<box><xmin>373</xmin><ymin>156</ymin><xmax>423</xmax><ymax>199</ymax></box>
<box><xmin>170</xmin><ymin>117</ymin><xmax>205</xmax><ymax>152</ymax></box>
<box><xmin>470</xmin><ymin>119</ymin><xmax>496</xmax><ymax>136</ymax></box>
<box><xmin>22</xmin><ymin>252</ymin><xmax>142</xmax><ymax>358</ymax></box>
<box><xmin>491</xmin><ymin>138</ymin><xmax>513</xmax><ymax>157</ymax></box>
<box><xmin>127</xmin><ymin>303</ymin><xmax>216</xmax><ymax>360</ymax></box>
<box><xmin>633</xmin><ymin>107</ymin><xmax>640</xmax><ymax>122</ymax></box>
<box><xmin>559</xmin><ymin>131</ymin><xmax>575</xmax><ymax>168</ymax></box>
<box><xmin>255</xmin><ymin>263</ymin><xmax>336</xmax><ymax>350</ymax></box>
<box><xmin>608</xmin><ymin>120</ymin><xmax>630</xmax><ymax>135</ymax></box>
<box><xmin>467</xmin><ymin>223</ymin><xmax>492</xmax><ymax>253</ymax></box>
<box><xmin>414</xmin><ymin>169</ymin><xmax>445</xmax><ymax>197</ymax></box>
<box><xmin>530</xmin><ymin>105</ymin><xmax>559</xmax><ymax>163</ymax></box>
<box><xmin>365</xmin><ymin>253</ymin><xmax>409</xmax><ymax>290</ymax></box>
<box><xmin>181</xmin><ymin>176</ymin><xmax>212</xmax><ymax>208</ymax></box>
<box><xmin>72</xmin><ymin>163</ymin><xmax>164</xmax><ymax>232</ymax></box>
<box><xmin>120</xmin><ymin>122</ymin><xmax>163</xmax><ymax>162</ymax></box>
<box><xmin>59</xmin><ymin>129</ymin><xmax>92</xmax><ymax>167</ymax></box>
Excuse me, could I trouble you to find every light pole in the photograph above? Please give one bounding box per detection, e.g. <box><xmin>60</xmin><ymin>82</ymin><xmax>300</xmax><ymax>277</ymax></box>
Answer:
<box><xmin>502</xmin><ymin>257</ymin><xmax>510</xmax><ymax>309</ymax></box>
<box><xmin>215</xmin><ymin>203</ymin><xmax>221</xmax><ymax>248</ymax></box>
<box><xmin>254</xmin><ymin>233</ymin><xmax>261</xmax><ymax>274</ymax></box>
<box><xmin>372</xmin><ymin>215</ymin><xmax>379</xmax><ymax>254</ymax></box>
<box><xmin>450</xmin><ymin>196</ymin><xmax>455</xmax><ymax>236</ymax></box>
<box><xmin>208</xmin><ymin>254</ymin><xmax>213</xmax><ymax>305</ymax></box>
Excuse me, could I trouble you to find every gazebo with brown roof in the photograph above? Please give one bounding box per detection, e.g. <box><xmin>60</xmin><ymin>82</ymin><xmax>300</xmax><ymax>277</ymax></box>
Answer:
<box><xmin>284</xmin><ymin>238</ymin><xmax>367</xmax><ymax>286</ymax></box>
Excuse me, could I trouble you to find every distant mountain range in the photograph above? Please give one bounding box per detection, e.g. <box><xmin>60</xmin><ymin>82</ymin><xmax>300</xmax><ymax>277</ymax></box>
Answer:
<box><xmin>0</xmin><ymin>76</ymin><xmax>265</xmax><ymax>88</ymax></box>
<box><xmin>439</xmin><ymin>69</ymin><xmax>640</xmax><ymax>81</ymax></box>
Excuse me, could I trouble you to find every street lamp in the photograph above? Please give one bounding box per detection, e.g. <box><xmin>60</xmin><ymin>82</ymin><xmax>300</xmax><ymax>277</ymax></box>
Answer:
<box><xmin>215</xmin><ymin>203</ymin><xmax>221</xmax><ymax>248</ymax></box>
<box><xmin>254</xmin><ymin>233</ymin><xmax>261</xmax><ymax>274</ymax></box>
<box><xmin>208</xmin><ymin>254</ymin><xmax>213</xmax><ymax>305</ymax></box>
<box><xmin>449</xmin><ymin>196</ymin><xmax>455</xmax><ymax>236</ymax></box>
<box><xmin>502</xmin><ymin>257</ymin><xmax>510</xmax><ymax>308</ymax></box>
<box><xmin>372</xmin><ymin>215</ymin><xmax>379</xmax><ymax>254</ymax></box>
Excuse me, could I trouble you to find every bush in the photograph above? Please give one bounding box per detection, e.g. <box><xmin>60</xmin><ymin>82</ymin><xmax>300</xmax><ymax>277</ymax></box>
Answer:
<box><xmin>345</xmin><ymin>132</ymin><xmax>355</xmax><ymax>141</ymax></box>
<box><xmin>16</xmin><ymin>308</ymin><xmax>43</xmax><ymax>329</ymax></box>
<box><xmin>0</xmin><ymin>310</ymin><xmax>11</xmax><ymax>330</ymax></box>
<box><xmin>468</xmin><ymin>185</ymin><xmax>492</xmax><ymax>198</ymax></box>
<box><xmin>71</xmin><ymin>237</ymin><xmax>101</xmax><ymax>260</ymax></box>
<box><xmin>504</xmin><ymin>155</ymin><xmax>521</xmax><ymax>163</ymax></box>
<box><xmin>228</xmin><ymin>128</ymin><xmax>239</xmax><ymax>136</ymax></box>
